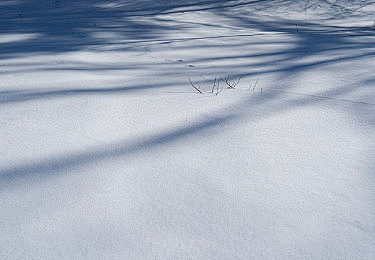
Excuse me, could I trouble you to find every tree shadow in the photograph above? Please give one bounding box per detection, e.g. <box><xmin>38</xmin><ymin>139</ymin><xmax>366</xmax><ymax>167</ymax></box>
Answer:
<box><xmin>0</xmin><ymin>0</ymin><xmax>246</xmax><ymax>57</ymax></box>
<box><xmin>1</xmin><ymin>0</ymin><xmax>375</xmax><ymax>183</ymax></box>
<box><xmin>2</xmin><ymin>75</ymin><xmax>374</xmax><ymax>184</ymax></box>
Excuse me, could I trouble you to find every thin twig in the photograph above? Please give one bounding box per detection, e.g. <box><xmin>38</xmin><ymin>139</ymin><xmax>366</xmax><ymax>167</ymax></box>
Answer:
<box><xmin>211</xmin><ymin>77</ymin><xmax>217</xmax><ymax>93</ymax></box>
<box><xmin>252</xmin><ymin>77</ymin><xmax>259</xmax><ymax>91</ymax></box>
<box><xmin>220</xmin><ymin>74</ymin><xmax>230</xmax><ymax>88</ymax></box>
<box><xmin>233</xmin><ymin>76</ymin><xmax>241</xmax><ymax>88</ymax></box>
<box><xmin>188</xmin><ymin>78</ymin><xmax>203</xmax><ymax>94</ymax></box>
<box><xmin>220</xmin><ymin>74</ymin><xmax>241</xmax><ymax>89</ymax></box>
<box><xmin>216</xmin><ymin>80</ymin><xmax>222</xmax><ymax>95</ymax></box>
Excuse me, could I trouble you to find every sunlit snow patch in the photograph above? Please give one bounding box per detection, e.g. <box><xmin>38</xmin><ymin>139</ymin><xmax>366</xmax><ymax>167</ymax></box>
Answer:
<box><xmin>0</xmin><ymin>33</ymin><xmax>42</xmax><ymax>44</ymax></box>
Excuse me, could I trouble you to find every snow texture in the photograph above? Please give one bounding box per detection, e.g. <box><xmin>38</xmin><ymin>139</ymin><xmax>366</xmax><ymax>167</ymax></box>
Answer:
<box><xmin>1</xmin><ymin>0</ymin><xmax>375</xmax><ymax>259</ymax></box>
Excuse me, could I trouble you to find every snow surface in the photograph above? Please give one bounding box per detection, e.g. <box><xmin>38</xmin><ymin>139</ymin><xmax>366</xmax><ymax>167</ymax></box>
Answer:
<box><xmin>1</xmin><ymin>0</ymin><xmax>375</xmax><ymax>259</ymax></box>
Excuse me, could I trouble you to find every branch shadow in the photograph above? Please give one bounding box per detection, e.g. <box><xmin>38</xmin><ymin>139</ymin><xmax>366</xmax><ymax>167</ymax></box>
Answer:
<box><xmin>1</xmin><ymin>0</ymin><xmax>375</xmax><ymax>184</ymax></box>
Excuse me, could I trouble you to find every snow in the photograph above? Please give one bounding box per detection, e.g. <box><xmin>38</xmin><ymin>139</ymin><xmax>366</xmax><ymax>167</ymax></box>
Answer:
<box><xmin>1</xmin><ymin>0</ymin><xmax>375</xmax><ymax>259</ymax></box>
